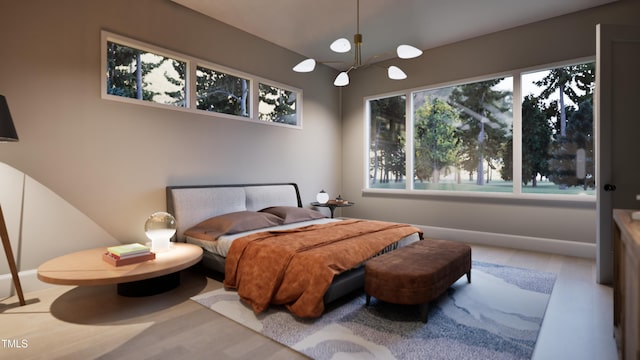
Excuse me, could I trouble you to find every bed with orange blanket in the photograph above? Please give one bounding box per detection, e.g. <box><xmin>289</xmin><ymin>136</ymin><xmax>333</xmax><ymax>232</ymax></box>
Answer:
<box><xmin>166</xmin><ymin>183</ymin><xmax>422</xmax><ymax>318</ymax></box>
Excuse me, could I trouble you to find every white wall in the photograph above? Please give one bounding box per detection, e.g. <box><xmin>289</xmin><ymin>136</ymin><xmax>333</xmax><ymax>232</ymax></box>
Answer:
<box><xmin>0</xmin><ymin>0</ymin><xmax>342</xmax><ymax>293</ymax></box>
<box><xmin>340</xmin><ymin>0</ymin><xmax>640</xmax><ymax>256</ymax></box>
<box><xmin>0</xmin><ymin>163</ymin><xmax>120</xmax><ymax>295</ymax></box>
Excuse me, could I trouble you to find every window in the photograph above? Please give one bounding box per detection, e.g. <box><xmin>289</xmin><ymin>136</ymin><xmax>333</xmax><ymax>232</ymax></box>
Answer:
<box><xmin>196</xmin><ymin>66</ymin><xmax>250</xmax><ymax>117</ymax></box>
<box><xmin>521</xmin><ymin>63</ymin><xmax>595</xmax><ymax>195</ymax></box>
<box><xmin>101</xmin><ymin>31</ymin><xmax>302</xmax><ymax>129</ymax></box>
<box><xmin>367</xmin><ymin>60</ymin><xmax>595</xmax><ymax>198</ymax></box>
<box><xmin>258</xmin><ymin>83</ymin><xmax>299</xmax><ymax>126</ymax></box>
<box><xmin>412</xmin><ymin>78</ymin><xmax>513</xmax><ymax>192</ymax></box>
<box><xmin>106</xmin><ymin>41</ymin><xmax>186</xmax><ymax>107</ymax></box>
<box><xmin>369</xmin><ymin>95</ymin><xmax>406</xmax><ymax>188</ymax></box>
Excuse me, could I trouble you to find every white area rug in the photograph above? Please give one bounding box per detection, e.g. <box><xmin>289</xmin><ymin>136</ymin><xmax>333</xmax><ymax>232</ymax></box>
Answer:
<box><xmin>192</xmin><ymin>261</ymin><xmax>555</xmax><ymax>359</ymax></box>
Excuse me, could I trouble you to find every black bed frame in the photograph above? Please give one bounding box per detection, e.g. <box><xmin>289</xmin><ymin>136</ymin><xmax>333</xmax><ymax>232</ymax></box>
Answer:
<box><xmin>166</xmin><ymin>183</ymin><xmax>365</xmax><ymax>304</ymax></box>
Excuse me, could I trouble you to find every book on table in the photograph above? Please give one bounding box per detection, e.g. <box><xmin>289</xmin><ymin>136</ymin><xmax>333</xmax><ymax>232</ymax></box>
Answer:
<box><xmin>103</xmin><ymin>252</ymin><xmax>156</xmax><ymax>266</ymax></box>
<box><xmin>107</xmin><ymin>243</ymin><xmax>150</xmax><ymax>257</ymax></box>
<box><xmin>103</xmin><ymin>243</ymin><xmax>155</xmax><ymax>266</ymax></box>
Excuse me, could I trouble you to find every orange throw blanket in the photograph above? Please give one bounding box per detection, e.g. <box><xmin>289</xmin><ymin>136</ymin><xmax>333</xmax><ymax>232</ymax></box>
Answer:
<box><xmin>223</xmin><ymin>219</ymin><xmax>422</xmax><ymax>318</ymax></box>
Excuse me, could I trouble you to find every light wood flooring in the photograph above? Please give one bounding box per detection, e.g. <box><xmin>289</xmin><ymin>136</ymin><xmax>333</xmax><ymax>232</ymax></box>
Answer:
<box><xmin>0</xmin><ymin>245</ymin><xmax>618</xmax><ymax>359</ymax></box>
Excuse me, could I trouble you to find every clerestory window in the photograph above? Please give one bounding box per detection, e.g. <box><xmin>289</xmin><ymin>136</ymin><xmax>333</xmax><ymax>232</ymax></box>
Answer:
<box><xmin>101</xmin><ymin>31</ymin><xmax>302</xmax><ymax>129</ymax></box>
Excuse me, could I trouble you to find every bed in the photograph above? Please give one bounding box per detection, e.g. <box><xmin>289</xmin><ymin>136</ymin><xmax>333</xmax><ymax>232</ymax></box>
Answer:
<box><xmin>166</xmin><ymin>183</ymin><xmax>422</xmax><ymax>317</ymax></box>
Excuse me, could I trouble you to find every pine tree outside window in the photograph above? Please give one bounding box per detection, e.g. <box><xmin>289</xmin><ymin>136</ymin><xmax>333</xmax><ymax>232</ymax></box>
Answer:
<box><xmin>366</xmin><ymin>60</ymin><xmax>595</xmax><ymax>197</ymax></box>
<box><xmin>101</xmin><ymin>31</ymin><xmax>302</xmax><ymax>129</ymax></box>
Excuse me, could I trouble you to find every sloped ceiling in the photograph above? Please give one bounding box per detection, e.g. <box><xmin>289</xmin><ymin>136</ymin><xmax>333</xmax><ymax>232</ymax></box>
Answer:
<box><xmin>172</xmin><ymin>0</ymin><xmax>617</xmax><ymax>69</ymax></box>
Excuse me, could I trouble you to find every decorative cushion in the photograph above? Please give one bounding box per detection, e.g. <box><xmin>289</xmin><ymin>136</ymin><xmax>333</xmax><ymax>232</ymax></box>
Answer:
<box><xmin>260</xmin><ymin>206</ymin><xmax>327</xmax><ymax>224</ymax></box>
<box><xmin>184</xmin><ymin>211</ymin><xmax>283</xmax><ymax>242</ymax></box>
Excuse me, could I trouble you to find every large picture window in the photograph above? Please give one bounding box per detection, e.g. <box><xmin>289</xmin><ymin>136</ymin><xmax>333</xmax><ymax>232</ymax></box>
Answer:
<box><xmin>369</xmin><ymin>95</ymin><xmax>406</xmax><ymax>188</ymax></box>
<box><xmin>101</xmin><ymin>31</ymin><xmax>302</xmax><ymax>128</ymax></box>
<box><xmin>521</xmin><ymin>63</ymin><xmax>595</xmax><ymax>195</ymax></box>
<box><xmin>412</xmin><ymin>78</ymin><xmax>513</xmax><ymax>192</ymax></box>
<box><xmin>367</xmin><ymin>60</ymin><xmax>595</xmax><ymax>198</ymax></box>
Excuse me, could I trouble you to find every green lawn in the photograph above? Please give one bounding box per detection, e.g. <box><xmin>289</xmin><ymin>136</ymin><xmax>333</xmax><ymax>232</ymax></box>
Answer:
<box><xmin>370</xmin><ymin>179</ymin><xmax>596</xmax><ymax>195</ymax></box>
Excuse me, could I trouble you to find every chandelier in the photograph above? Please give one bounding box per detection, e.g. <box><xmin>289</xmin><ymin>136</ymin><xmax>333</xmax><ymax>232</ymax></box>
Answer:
<box><xmin>292</xmin><ymin>0</ymin><xmax>423</xmax><ymax>87</ymax></box>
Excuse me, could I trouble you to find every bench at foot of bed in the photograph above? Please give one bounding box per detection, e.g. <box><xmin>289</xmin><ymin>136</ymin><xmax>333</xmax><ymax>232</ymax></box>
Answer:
<box><xmin>364</xmin><ymin>238</ymin><xmax>471</xmax><ymax>322</ymax></box>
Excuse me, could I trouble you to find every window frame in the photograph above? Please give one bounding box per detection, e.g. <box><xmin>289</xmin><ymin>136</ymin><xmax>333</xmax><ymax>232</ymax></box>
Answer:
<box><xmin>101</xmin><ymin>32</ymin><xmax>190</xmax><ymax>109</ymax></box>
<box><xmin>257</xmin><ymin>80</ymin><xmax>302</xmax><ymax>126</ymax></box>
<box><xmin>363</xmin><ymin>57</ymin><xmax>596</xmax><ymax>203</ymax></box>
<box><xmin>100</xmin><ymin>30</ymin><xmax>303</xmax><ymax>129</ymax></box>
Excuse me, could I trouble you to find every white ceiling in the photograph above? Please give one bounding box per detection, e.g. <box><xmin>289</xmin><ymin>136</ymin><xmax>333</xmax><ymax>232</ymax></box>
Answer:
<box><xmin>172</xmin><ymin>0</ymin><xmax>616</xmax><ymax>70</ymax></box>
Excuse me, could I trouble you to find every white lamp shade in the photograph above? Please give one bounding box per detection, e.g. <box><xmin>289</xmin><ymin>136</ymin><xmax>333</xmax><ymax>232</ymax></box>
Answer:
<box><xmin>293</xmin><ymin>58</ymin><xmax>316</xmax><ymax>72</ymax></box>
<box><xmin>388</xmin><ymin>66</ymin><xmax>407</xmax><ymax>80</ymax></box>
<box><xmin>330</xmin><ymin>38</ymin><xmax>351</xmax><ymax>53</ymax></box>
<box><xmin>334</xmin><ymin>72</ymin><xmax>350</xmax><ymax>86</ymax></box>
<box><xmin>396</xmin><ymin>44</ymin><xmax>423</xmax><ymax>59</ymax></box>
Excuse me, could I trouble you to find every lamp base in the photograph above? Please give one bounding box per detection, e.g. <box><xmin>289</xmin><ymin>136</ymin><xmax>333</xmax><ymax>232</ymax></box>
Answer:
<box><xmin>151</xmin><ymin>238</ymin><xmax>171</xmax><ymax>252</ymax></box>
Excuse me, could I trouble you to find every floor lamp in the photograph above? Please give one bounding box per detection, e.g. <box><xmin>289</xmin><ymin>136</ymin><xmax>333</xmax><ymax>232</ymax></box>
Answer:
<box><xmin>0</xmin><ymin>95</ymin><xmax>25</xmax><ymax>306</ymax></box>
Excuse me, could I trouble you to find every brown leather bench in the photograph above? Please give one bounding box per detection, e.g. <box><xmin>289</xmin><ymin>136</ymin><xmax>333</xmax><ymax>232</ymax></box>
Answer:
<box><xmin>364</xmin><ymin>238</ymin><xmax>471</xmax><ymax>322</ymax></box>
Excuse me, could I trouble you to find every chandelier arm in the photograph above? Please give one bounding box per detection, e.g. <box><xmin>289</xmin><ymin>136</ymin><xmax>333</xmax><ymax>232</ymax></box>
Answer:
<box><xmin>317</xmin><ymin>60</ymin><xmax>349</xmax><ymax>64</ymax></box>
<box><xmin>293</xmin><ymin>0</ymin><xmax>421</xmax><ymax>85</ymax></box>
<box><xmin>344</xmin><ymin>65</ymin><xmax>357</xmax><ymax>74</ymax></box>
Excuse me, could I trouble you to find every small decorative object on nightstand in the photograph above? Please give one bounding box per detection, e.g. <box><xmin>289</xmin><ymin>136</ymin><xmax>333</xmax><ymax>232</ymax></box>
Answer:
<box><xmin>311</xmin><ymin>197</ymin><xmax>354</xmax><ymax>218</ymax></box>
<box><xmin>144</xmin><ymin>211</ymin><xmax>176</xmax><ymax>252</ymax></box>
<box><xmin>316</xmin><ymin>189</ymin><xmax>329</xmax><ymax>204</ymax></box>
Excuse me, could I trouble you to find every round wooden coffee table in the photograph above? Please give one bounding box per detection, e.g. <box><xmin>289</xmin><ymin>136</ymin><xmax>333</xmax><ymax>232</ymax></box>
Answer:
<box><xmin>37</xmin><ymin>242</ymin><xmax>203</xmax><ymax>296</ymax></box>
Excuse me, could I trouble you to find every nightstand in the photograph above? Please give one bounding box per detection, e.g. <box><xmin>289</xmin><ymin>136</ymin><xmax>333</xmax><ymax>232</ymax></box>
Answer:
<box><xmin>37</xmin><ymin>242</ymin><xmax>203</xmax><ymax>297</ymax></box>
<box><xmin>311</xmin><ymin>200</ymin><xmax>354</xmax><ymax>218</ymax></box>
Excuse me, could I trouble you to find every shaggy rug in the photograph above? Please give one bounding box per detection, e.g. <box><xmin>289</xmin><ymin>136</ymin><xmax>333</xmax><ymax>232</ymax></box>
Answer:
<box><xmin>192</xmin><ymin>261</ymin><xmax>556</xmax><ymax>360</ymax></box>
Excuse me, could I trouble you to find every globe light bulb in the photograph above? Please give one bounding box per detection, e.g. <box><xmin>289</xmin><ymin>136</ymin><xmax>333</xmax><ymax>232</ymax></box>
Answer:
<box><xmin>316</xmin><ymin>190</ymin><xmax>329</xmax><ymax>204</ymax></box>
<box><xmin>145</xmin><ymin>211</ymin><xmax>176</xmax><ymax>252</ymax></box>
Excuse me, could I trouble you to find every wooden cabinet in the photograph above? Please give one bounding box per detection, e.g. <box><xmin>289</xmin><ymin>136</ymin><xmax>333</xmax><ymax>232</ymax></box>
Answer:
<box><xmin>613</xmin><ymin>209</ymin><xmax>640</xmax><ymax>359</ymax></box>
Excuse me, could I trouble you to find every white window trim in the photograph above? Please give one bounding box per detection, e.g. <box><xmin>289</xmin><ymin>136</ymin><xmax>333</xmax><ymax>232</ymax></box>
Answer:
<box><xmin>100</xmin><ymin>30</ymin><xmax>303</xmax><ymax>129</ymax></box>
<box><xmin>363</xmin><ymin>57</ymin><xmax>596</xmax><ymax>203</ymax></box>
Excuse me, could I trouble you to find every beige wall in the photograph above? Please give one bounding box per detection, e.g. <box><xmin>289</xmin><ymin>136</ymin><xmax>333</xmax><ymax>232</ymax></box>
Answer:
<box><xmin>340</xmin><ymin>0</ymin><xmax>640</xmax><ymax>252</ymax></box>
<box><xmin>2</xmin><ymin>0</ymin><xmax>639</xmax><ymax>293</ymax></box>
<box><xmin>0</xmin><ymin>0</ymin><xmax>341</xmax><ymax>285</ymax></box>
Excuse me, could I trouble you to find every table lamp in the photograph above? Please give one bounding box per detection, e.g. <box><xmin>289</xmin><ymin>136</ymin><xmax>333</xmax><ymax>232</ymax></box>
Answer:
<box><xmin>144</xmin><ymin>211</ymin><xmax>176</xmax><ymax>252</ymax></box>
<box><xmin>0</xmin><ymin>94</ymin><xmax>25</xmax><ymax>306</ymax></box>
<box><xmin>316</xmin><ymin>190</ymin><xmax>329</xmax><ymax>204</ymax></box>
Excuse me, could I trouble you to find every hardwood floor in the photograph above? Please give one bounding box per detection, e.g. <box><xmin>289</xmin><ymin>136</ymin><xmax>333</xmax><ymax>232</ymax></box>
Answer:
<box><xmin>0</xmin><ymin>245</ymin><xmax>617</xmax><ymax>359</ymax></box>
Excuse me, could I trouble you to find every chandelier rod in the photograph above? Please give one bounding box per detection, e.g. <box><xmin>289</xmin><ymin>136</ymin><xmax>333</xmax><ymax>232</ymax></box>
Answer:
<box><xmin>354</xmin><ymin>0</ymin><xmax>362</xmax><ymax>69</ymax></box>
<box><xmin>356</xmin><ymin>0</ymin><xmax>360</xmax><ymax>34</ymax></box>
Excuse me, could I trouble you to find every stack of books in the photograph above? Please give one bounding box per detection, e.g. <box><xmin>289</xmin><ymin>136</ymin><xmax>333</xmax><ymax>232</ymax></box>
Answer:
<box><xmin>103</xmin><ymin>243</ymin><xmax>156</xmax><ymax>266</ymax></box>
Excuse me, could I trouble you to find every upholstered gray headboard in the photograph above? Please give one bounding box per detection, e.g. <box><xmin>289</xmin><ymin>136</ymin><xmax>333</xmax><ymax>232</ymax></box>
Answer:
<box><xmin>166</xmin><ymin>183</ymin><xmax>302</xmax><ymax>242</ymax></box>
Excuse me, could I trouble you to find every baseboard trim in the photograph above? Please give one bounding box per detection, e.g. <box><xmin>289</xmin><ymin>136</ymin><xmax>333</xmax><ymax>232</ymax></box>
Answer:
<box><xmin>0</xmin><ymin>226</ymin><xmax>596</xmax><ymax>299</ymax></box>
<box><xmin>0</xmin><ymin>269</ymin><xmax>54</xmax><ymax>300</ymax></box>
<box><xmin>415</xmin><ymin>224</ymin><xmax>596</xmax><ymax>259</ymax></box>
